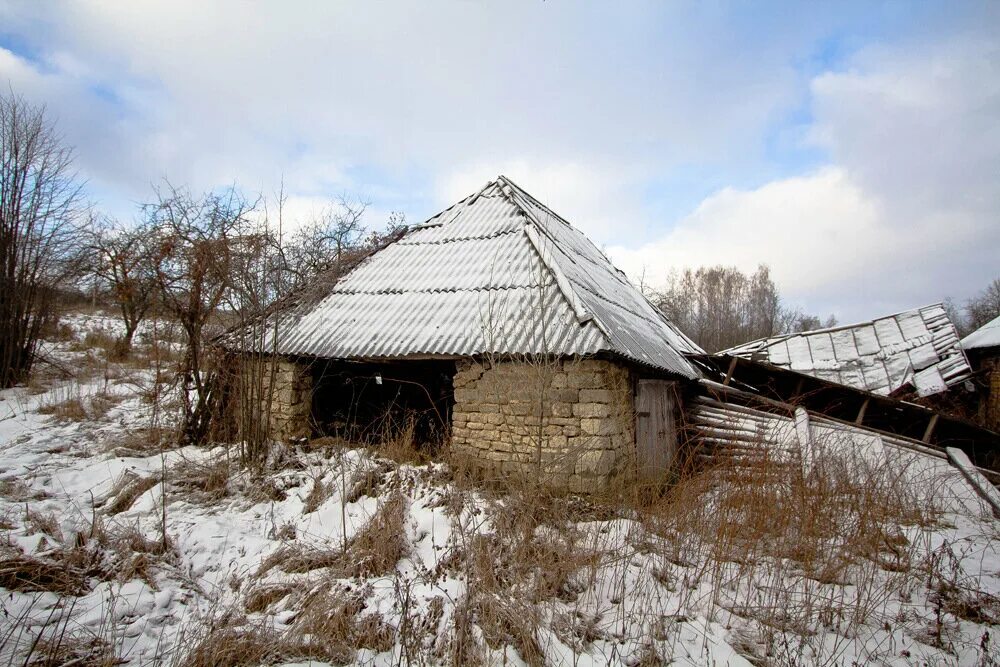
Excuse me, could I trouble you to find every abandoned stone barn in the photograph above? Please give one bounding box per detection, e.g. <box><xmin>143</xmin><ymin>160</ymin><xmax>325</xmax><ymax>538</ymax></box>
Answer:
<box><xmin>229</xmin><ymin>176</ymin><xmax>705</xmax><ymax>491</ymax></box>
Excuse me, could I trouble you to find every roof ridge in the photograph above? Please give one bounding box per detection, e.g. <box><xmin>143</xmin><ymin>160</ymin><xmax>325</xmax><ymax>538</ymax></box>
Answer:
<box><xmin>493</xmin><ymin>179</ymin><xmax>609</xmax><ymax>337</ymax></box>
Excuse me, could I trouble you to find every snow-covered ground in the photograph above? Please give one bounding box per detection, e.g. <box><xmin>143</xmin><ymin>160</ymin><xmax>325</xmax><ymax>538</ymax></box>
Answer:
<box><xmin>1</xmin><ymin>311</ymin><xmax>999</xmax><ymax>666</ymax></box>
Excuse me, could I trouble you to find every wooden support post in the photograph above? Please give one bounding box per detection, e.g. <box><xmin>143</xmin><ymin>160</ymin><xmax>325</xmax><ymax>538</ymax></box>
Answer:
<box><xmin>922</xmin><ymin>414</ymin><xmax>939</xmax><ymax>443</ymax></box>
<box><xmin>792</xmin><ymin>377</ymin><xmax>805</xmax><ymax>401</ymax></box>
<box><xmin>722</xmin><ymin>357</ymin><xmax>738</xmax><ymax>386</ymax></box>
<box><xmin>855</xmin><ymin>398</ymin><xmax>870</xmax><ymax>425</ymax></box>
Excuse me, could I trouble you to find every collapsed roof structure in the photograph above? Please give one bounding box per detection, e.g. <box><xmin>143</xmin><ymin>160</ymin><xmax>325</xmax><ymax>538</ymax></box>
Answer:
<box><xmin>721</xmin><ymin>304</ymin><xmax>972</xmax><ymax>398</ymax></box>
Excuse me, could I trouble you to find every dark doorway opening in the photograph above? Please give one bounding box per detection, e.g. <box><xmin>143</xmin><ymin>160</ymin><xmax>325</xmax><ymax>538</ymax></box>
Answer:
<box><xmin>310</xmin><ymin>359</ymin><xmax>455</xmax><ymax>448</ymax></box>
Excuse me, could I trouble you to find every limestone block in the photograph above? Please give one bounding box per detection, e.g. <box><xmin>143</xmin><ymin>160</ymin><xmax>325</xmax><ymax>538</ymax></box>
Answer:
<box><xmin>581</xmin><ymin>417</ymin><xmax>620</xmax><ymax>436</ymax></box>
<box><xmin>568</xmin><ymin>372</ymin><xmax>603</xmax><ymax>389</ymax></box>
<box><xmin>454</xmin><ymin>387</ymin><xmax>479</xmax><ymax>403</ymax></box>
<box><xmin>572</xmin><ymin>435</ymin><xmax>611</xmax><ymax>450</ymax></box>
<box><xmin>579</xmin><ymin>389</ymin><xmax>614</xmax><ymax>403</ymax></box>
<box><xmin>547</xmin><ymin>434</ymin><xmax>568</xmax><ymax>449</ymax></box>
<box><xmin>573</xmin><ymin>403</ymin><xmax>611</xmax><ymax>419</ymax></box>
<box><xmin>552</xmin><ymin>402</ymin><xmax>573</xmax><ymax>418</ymax></box>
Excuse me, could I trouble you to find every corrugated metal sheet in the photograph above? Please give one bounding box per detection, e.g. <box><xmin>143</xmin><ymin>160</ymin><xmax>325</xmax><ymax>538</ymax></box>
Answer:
<box><xmin>963</xmin><ymin>314</ymin><xmax>1000</xmax><ymax>351</ymax></box>
<box><xmin>237</xmin><ymin>177</ymin><xmax>702</xmax><ymax>378</ymax></box>
<box><xmin>721</xmin><ymin>304</ymin><xmax>971</xmax><ymax>397</ymax></box>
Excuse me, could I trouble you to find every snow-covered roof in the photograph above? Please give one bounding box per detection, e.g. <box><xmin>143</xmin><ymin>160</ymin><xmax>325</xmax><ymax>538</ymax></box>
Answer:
<box><xmin>720</xmin><ymin>304</ymin><xmax>971</xmax><ymax>397</ymax></box>
<box><xmin>237</xmin><ymin>176</ymin><xmax>703</xmax><ymax>378</ymax></box>
<box><xmin>962</xmin><ymin>314</ymin><xmax>1000</xmax><ymax>352</ymax></box>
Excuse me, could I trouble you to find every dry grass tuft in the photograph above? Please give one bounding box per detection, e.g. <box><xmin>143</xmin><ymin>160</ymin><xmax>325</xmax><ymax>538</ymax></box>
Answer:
<box><xmin>103</xmin><ymin>472</ymin><xmax>159</xmax><ymax>515</ymax></box>
<box><xmin>244</xmin><ymin>582</ymin><xmax>300</xmax><ymax>613</ymax></box>
<box><xmin>259</xmin><ymin>491</ymin><xmax>408</xmax><ymax>578</ymax></box>
<box><xmin>25</xmin><ymin>508</ymin><xmax>63</xmax><ymax>540</ymax></box>
<box><xmin>171</xmin><ymin>456</ymin><xmax>232</xmax><ymax>502</ymax></box>
<box><xmin>0</xmin><ymin>554</ymin><xmax>88</xmax><ymax>595</ymax></box>
<box><xmin>344</xmin><ymin>461</ymin><xmax>392</xmax><ymax>504</ymax></box>
<box><xmin>345</xmin><ymin>491</ymin><xmax>408</xmax><ymax>578</ymax></box>
<box><xmin>27</xmin><ymin>634</ymin><xmax>121</xmax><ymax>667</ymax></box>
<box><xmin>37</xmin><ymin>395</ymin><xmax>89</xmax><ymax>422</ymax></box>
<box><xmin>0</xmin><ymin>478</ymin><xmax>50</xmax><ymax>501</ymax></box>
<box><xmin>175</xmin><ymin>624</ymin><xmax>284</xmax><ymax>667</ymax></box>
<box><xmin>110</xmin><ymin>426</ymin><xmax>174</xmax><ymax>457</ymax></box>
<box><xmin>302</xmin><ymin>476</ymin><xmax>330</xmax><ymax>514</ymax></box>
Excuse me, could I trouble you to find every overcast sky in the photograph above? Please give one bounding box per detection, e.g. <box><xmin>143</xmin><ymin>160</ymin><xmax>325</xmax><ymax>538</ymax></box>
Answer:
<box><xmin>1</xmin><ymin>1</ymin><xmax>997</xmax><ymax>322</ymax></box>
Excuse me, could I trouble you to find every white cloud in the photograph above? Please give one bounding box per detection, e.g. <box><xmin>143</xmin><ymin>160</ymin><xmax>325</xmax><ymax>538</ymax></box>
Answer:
<box><xmin>609</xmin><ymin>36</ymin><xmax>1000</xmax><ymax>322</ymax></box>
<box><xmin>1</xmin><ymin>3</ymin><xmax>998</xmax><ymax>322</ymax></box>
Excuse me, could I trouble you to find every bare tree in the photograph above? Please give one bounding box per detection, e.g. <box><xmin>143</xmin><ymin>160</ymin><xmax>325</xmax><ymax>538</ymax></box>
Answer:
<box><xmin>147</xmin><ymin>184</ymin><xmax>257</xmax><ymax>445</ymax></box>
<box><xmin>279</xmin><ymin>195</ymin><xmax>369</xmax><ymax>293</ymax></box>
<box><xmin>966</xmin><ymin>277</ymin><xmax>1000</xmax><ymax>332</ymax></box>
<box><xmin>91</xmin><ymin>217</ymin><xmax>159</xmax><ymax>357</ymax></box>
<box><xmin>653</xmin><ymin>264</ymin><xmax>835</xmax><ymax>352</ymax></box>
<box><xmin>0</xmin><ymin>91</ymin><xmax>88</xmax><ymax>388</ymax></box>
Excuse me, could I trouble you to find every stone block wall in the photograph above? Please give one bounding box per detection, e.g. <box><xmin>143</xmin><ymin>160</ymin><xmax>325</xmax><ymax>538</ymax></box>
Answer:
<box><xmin>450</xmin><ymin>358</ymin><xmax>635</xmax><ymax>492</ymax></box>
<box><xmin>238</xmin><ymin>357</ymin><xmax>313</xmax><ymax>441</ymax></box>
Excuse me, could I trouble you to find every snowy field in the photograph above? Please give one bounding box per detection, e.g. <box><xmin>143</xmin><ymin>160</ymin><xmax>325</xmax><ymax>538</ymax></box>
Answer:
<box><xmin>1</xmin><ymin>311</ymin><xmax>999</xmax><ymax>666</ymax></box>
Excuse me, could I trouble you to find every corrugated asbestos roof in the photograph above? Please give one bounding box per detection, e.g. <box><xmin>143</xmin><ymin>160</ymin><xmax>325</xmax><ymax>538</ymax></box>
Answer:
<box><xmin>720</xmin><ymin>304</ymin><xmax>972</xmax><ymax>397</ymax></box>
<box><xmin>233</xmin><ymin>176</ymin><xmax>703</xmax><ymax>378</ymax></box>
<box><xmin>962</xmin><ymin>314</ymin><xmax>1000</xmax><ymax>352</ymax></box>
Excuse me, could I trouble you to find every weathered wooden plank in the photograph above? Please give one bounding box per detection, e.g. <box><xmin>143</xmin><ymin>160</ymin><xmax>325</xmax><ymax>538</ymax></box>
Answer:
<box><xmin>636</xmin><ymin>380</ymin><xmax>677</xmax><ymax>481</ymax></box>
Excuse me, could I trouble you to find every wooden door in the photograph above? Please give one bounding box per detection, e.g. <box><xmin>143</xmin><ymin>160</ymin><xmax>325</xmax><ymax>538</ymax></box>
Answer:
<box><xmin>635</xmin><ymin>380</ymin><xmax>677</xmax><ymax>481</ymax></box>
